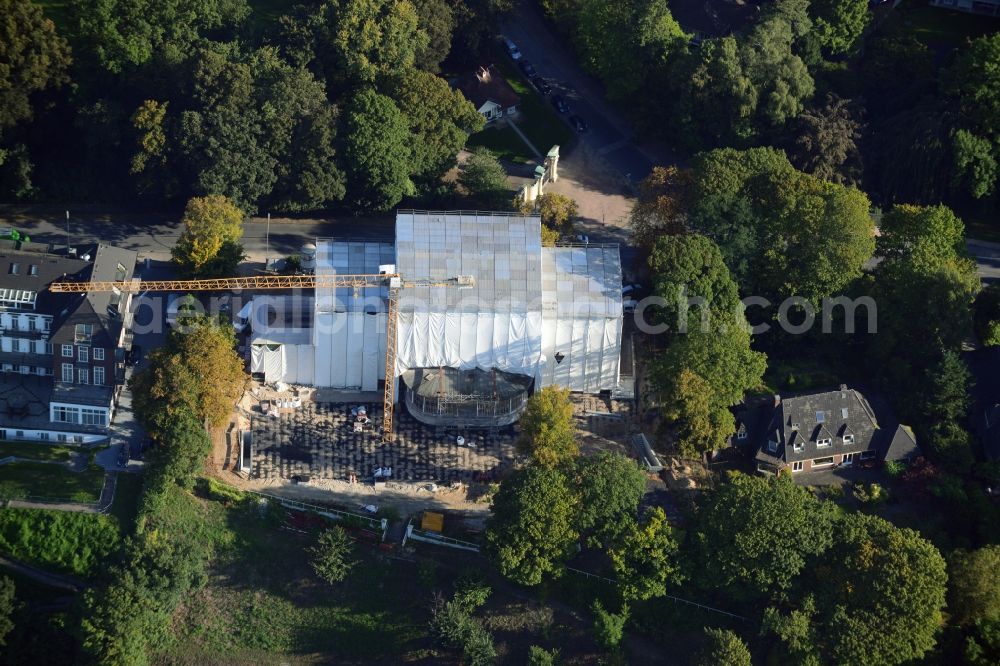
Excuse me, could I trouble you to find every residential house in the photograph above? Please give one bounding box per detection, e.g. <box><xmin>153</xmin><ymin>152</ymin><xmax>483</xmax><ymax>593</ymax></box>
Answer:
<box><xmin>0</xmin><ymin>241</ymin><xmax>137</xmax><ymax>443</ymax></box>
<box><xmin>748</xmin><ymin>385</ymin><xmax>919</xmax><ymax>475</ymax></box>
<box><xmin>458</xmin><ymin>66</ymin><xmax>521</xmax><ymax>123</ymax></box>
<box><xmin>930</xmin><ymin>0</ymin><xmax>1000</xmax><ymax>17</ymax></box>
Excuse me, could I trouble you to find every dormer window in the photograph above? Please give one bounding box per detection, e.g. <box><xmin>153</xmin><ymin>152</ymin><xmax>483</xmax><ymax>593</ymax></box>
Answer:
<box><xmin>736</xmin><ymin>424</ymin><xmax>747</xmax><ymax>440</ymax></box>
<box><xmin>843</xmin><ymin>434</ymin><xmax>855</xmax><ymax>445</ymax></box>
<box><xmin>8</xmin><ymin>263</ymin><xmax>19</xmax><ymax>275</ymax></box>
<box><xmin>768</xmin><ymin>439</ymin><xmax>778</xmax><ymax>453</ymax></box>
<box><xmin>75</xmin><ymin>323</ymin><xmax>93</xmax><ymax>343</ymax></box>
<box><xmin>793</xmin><ymin>441</ymin><xmax>804</xmax><ymax>453</ymax></box>
<box><xmin>28</xmin><ymin>265</ymin><xmax>38</xmax><ymax>276</ymax></box>
<box><xmin>817</xmin><ymin>438</ymin><xmax>832</xmax><ymax>448</ymax></box>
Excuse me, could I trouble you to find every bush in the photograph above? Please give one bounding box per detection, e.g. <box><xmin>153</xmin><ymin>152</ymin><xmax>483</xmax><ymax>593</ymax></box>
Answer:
<box><xmin>309</xmin><ymin>527</ymin><xmax>356</xmax><ymax>584</ymax></box>
<box><xmin>852</xmin><ymin>482</ymin><xmax>888</xmax><ymax>504</ymax></box>
<box><xmin>884</xmin><ymin>460</ymin><xmax>906</xmax><ymax>478</ymax></box>
<box><xmin>197</xmin><ymin>477</ymin><xmax>245</xmax><ymax>504</ymax></box>
<box><xmin>592</xmin><ymin>600</ymin><xmax>629</xmax><ymax>650</ymax></box>
<box><xmin>429</xmin><ymin>593</ymin><xmax>497</xmax><ymax>666</ymax></box>
<box><xmin>454</xmin><ymin>572</ymin><xmax>491</xmax><ymax>610</ymax></box>
<box><xmin>527</xmin><ymin>645</ymin><xmax>559</xmax><ymax>665</ymax></box>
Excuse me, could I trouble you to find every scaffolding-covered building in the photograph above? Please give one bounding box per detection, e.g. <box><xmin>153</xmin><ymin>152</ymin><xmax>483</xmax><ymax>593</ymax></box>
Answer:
<box><xmin>249</xmin><ymin>210</ymin><xmax>623</xmax><ymax>426</ymax></box>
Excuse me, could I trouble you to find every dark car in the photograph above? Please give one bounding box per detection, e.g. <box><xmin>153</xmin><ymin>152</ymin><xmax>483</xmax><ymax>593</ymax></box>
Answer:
<box><xmin>518</xmin><ymin>59</ymin><xmax>537</xmax><ymax>78</ymax></box>
<box><xmin>551</xmin><ymin>95</ymin><xmax>569</xmax><ymax>114</ymax></box>
<box><xmin>532</xmin><ymin>77</ymin><xmax>552</xmax><ymax>95</ymax></box>
<box><xmin>127</xmin><ymin>344</ymin><xmax>142</xmax><ymax>367</ymax></box>
<box><xmin>569</xmin><ymin>114</ymin><xmax>588</xmax><ymax>132</ymax></box>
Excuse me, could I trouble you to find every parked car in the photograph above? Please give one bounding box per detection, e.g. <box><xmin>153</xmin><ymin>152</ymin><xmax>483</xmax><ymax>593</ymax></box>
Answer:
<box><xmin>502</xmin><ymin>37</ymin><xmax>521</xmax><ymax>60</ymax></box>
<box><xmin>569</xmin><ymin>114</ymin><xmax>588</xmax><ymax>132</ymax></box>
<box><xmin>518</xmin><ymin>59</ymin><xmax>537</xmax><ymax>78</ymax></box>
<box><xmin>532</xmin><ymin>77</ymin><xmax>552</xmax><ymax>95</ymax></box>
<box><xmin>551</xmin><ymin>95</ymin><xmax>569</xmax><ymax>114</ymax></box>
<box><xmin>621</xmin><ymin>283</ymin><xmax>643</xmax><ymax>296</ymax></box>
<box><xmin>127</xmin><ymin>344</ymin><xmax>142</xmax><ymax>367</ymax></box>
<box><xmin>623</xmin><ymin>298</ymin><xmax>638</xmax><ymax>313</ymax></box>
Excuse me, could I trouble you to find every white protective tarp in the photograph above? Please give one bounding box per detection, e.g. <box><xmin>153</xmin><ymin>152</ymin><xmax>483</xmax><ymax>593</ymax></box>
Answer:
<box><xmin>537</xmin><ymin>246</ymin><xmax>623</xmax><ymax>392</ymax></box>
<box><xmin>394</xmin><ymin>211</ymin><xmax>545</xmax><ymax>378</ymax></box>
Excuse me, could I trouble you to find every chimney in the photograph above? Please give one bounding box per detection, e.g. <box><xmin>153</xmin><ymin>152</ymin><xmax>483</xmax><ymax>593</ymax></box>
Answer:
<box><xmin>839</xmin><ymin>383</ymin><xmax>848</xmax><ymax>391</ymax></box>
<box><xmin>773</xmin><ymin>394</ymin><xmax>781</xmax><ymax>407</ymax></box>
<box><xmin>476</xmin><ymin>66</ymin><xmax>491</xmax><ymax>83</ymax></box>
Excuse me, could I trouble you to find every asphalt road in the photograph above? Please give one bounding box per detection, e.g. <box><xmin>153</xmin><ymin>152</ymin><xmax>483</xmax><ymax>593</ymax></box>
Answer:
<box><xmin>968</xmin><ymin>239</ymin><xmax>1000</xmax><ymax>283</ymax></box>
<box><xmin>1</xmin><ymin>209</ymin><xmax>395</xmax><ymax>262</ymax></box>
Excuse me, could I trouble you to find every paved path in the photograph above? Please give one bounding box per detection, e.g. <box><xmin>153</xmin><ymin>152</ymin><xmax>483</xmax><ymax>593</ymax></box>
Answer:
<box><xmin>0</xmin><ymin>556</ymin><xmax>84</xmax><ymax>592</ymax></box>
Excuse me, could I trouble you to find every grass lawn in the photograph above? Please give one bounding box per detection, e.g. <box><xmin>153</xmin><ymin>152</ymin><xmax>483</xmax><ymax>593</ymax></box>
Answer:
<box><xmin>0</xmin><ymin>441</ymin><xmax>74</xmax><ymax>463</ymax></box>
<box><xmin>467</xmin><ymin>125</ymin><xmax>534</xmax><ymax>164</ymax></box>
<box><xmin>491</xmin><ymin>60</ymin><xmax>575</xmax><ymax>157</ymax></box>
<box><xmin>159</xmin><ymin>494</ymin><xmax>430</xmax><ymax>662</ymax></box>
<box><xmin>0</xmin><ymin>507</ymin><xmax>121</xmax><ymax>576</ymax></box>
<box><xmin>108</xmin><ymin>473</ymin><xmax>144</xmax><ymax>535</ymax></box>
<box><xmin>894</xmin><ymin>2</ymin><xmax>1000</xmax><ymax>48</ymax></box>
<box><xmin>0</xmin><ymin>462</ymin><xmax>105</xmax><ymax>503</ymax></box>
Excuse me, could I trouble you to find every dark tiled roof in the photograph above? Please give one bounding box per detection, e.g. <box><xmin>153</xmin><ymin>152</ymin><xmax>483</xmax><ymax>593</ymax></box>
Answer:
<box><xmin>0</xmin><ymin>374</ymin><xmax>107</xmax><ymax>434</ymax></box>
<box><xmin>884</xmin><ymin>425</ymin><xmax>919</xmax><ymax>462</ymax></box>
<box><xmin>458</xmin><ymin>66</ymin><xmax>521</xmax><ymax>110</ymax></box>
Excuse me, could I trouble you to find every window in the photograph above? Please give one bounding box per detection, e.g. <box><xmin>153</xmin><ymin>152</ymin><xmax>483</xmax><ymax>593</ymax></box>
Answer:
<box><xmin>53</xmin><ymin>406</ymin><xmax>75</xmax><ymax>423</ymax></box>
<box><xmin>841</xmin><ymin>408</ymin><xmax>849</xmax><ymax>419</ymax></box>
<box><xmin>93</xmin><ymin>347</ymin><xmax>104</xmax><ymax>361</ymax></box>
<box><xmin>73</xmin><ymin>435</ymin><xmax>84</xmax><ymax>443</ymax></box>
<box><xmin>860</xmin><ymin>450</ymin><xmax>877</xmax><ymax>461</ymax></box>
<box><xmin>114</xmin><ymin>262</ymin><xmax>127</xmax><ymax>282</ymax></box>
<box><xmin>16</xmin><ymin>339</ymin><xmax>26</xmax><ymax>352</ymax></box>
<box><xmin>9</xmin><ymin>317</ymin><xmax>18</xmax><ymax>331</ymax></box>
<box><xmin>28</xmin><ymin>317</ymin><xmax>36</xmax><ymax>331</ymax></box>
<box><xmin>817</xmin><ymin>438</ymin><xmax>832</xmax><ymax>448</ymax></box>
<box><xmin>736</xmin><ymin>425</ymin><xmax>747</xmax><ymax>440</ymax></box>
<box><xmin>44</xmin><ymin>342</ymin><xmax>52</xmax><ymax>355</ymax></box>
<box><xmin>43</xmin><ymin>318</ymin><xmax>50</xmax><ymax>331</ymax></box>
<box><xmin>61</xmin><ymin>344</ymin><xmax>73</xmax><ymax>357</ymax></box>
<box><xmin>843</xmin><ymin>434</ymin><xmax>855</xmax><ymax>445</ymax></box>
<box><xmin>813</xmin><ymin>456</ymin><xmax>835</xmax><ymax>467</ymax></box>
<box><xmin>78</xmin><ymin>346</ymin><xmax>89</xmax><ymax>363</ymax></box>
<box><xmin>18</xmin><ymin>365</ymin><xmax>27</xmax><ymax>375</ymax></box>
<box><xmin>61</xmin><ymin>363</ymin><xmax>73</xmax><ymax>382</ymax></box>
<box><xmin>57</xmin><ymin>434</ymin><xmax>68</xmax><ymax>442</ymax></box>
<box><xmin>793</xmin><ymin>440</ymin><xmax>804</xmax><ymax>452</ymax></box>
<box><xmin>767</xmin><ymin>439</ymin><xmax>779</xmax><ymax>453</ymax></box>
<box><xmin>15</xmin><ymin>431</ymin><xmax>23</xmax><ymax>438</ymax></box>
<box><xmin>39</xmin><ymin>432</ymin><xmax>49</xmax><ymax>441</ymax></box>
<box><xmin>74</xmin><ymin>323</ymin><xmax>92</xmax><ymax>343</ymax></box>
<box><xmin>816</xmin><ymin>411</ymin><xmax>825</xmax><ymax>423</ymax></box>
<box><xmin>78</xmin><ymin>368</ymin><xmax>89</xmax><ymax>384</ymax></box>
<box><xmin>792</xmin><ymin>461</ymin><xmax>804</xmax><ymax>473</ymax></box>
<box><xmin>93</xmin><ymin>366</ymin><xmax>105</xmax><ymax>386</ymax></box>
<box><xmin>8</xmin><ymin>263</ymin><xmax>18</xmax><ymax>275</ymax></box>
<box><xmin>28</xmin><ymin>265</ymin><xmax>38</xmax><ymax>276</ymax></box>
<box><xmin>81</xmin><ymin>408</ymin><xmax>105</xmax><ymax>426</ymax></box>
<box><xmin>36</xmin><ymin>367</ymin><xmax>45</xmax><ymax>376</ymax></box>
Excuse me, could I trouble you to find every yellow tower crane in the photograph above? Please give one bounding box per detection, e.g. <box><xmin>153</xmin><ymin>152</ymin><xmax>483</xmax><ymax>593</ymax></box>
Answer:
<box><xmin>50</xmin><ymin>272</ymin><xmax>474</xmax><ymax>441</ymax></box>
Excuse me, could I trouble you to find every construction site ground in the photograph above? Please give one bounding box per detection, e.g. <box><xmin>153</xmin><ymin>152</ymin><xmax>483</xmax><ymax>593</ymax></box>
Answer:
<box><xmin>208</xmin><ymin>384</ymin><xmax>648</xmax><ymax>517</ymax></box>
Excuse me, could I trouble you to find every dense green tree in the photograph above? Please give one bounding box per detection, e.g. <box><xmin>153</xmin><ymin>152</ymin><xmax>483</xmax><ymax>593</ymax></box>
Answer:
<box><xmin>458</xmin><ymin>147</ymin><xmax>511</xmax><ymax>208</ymax></box>
<box><xmin>575</xmin><ymin>0</ymin><xmax>686</xmax><ymax>101</ymax></box>
<box><xmin>877</xmin><ymin>204</ymin><xmax>971</xmax><ymax>275</ymax></box>
<box><xmin>171</xmin><ymin>194</ymin><xmax>244</xmax><ymax>275</ymax></box>
<box><xmin>951</xmin><ymin>34</ymin><xmax>1000</xmax><ymax>143</ymax></box>
<box><xmin>687</xmin><ymin>147</ymin><xmax>874</xmax><ymax>301</ymax></box>
<box><xmin>429</xmin><ymin>592</ymin><xmax>497</xmax><ymax>666</ymax></box>
<box><xmin>485</xmin><ymin>465</ymin><xmax>578</xmax><ymax>586</ymax></box>
<box><xmin>412</xmin><ymin>0</ymin><xmax>453</xmax><ymax>73</ymax></box>
<box><xmin>628</xmin><ymin>165</ymin><xmax>692</xmax><ymax>247</ymax></box>
<box><xmin>949</xmin><ymin>546</ymin><xmax>1000</xmax><ymax>627</ymax></box>
<box><xmin>669</xmin><ymin>37</ymin><xmax>756</xmax><ymax>148</ymax></box>
<box><xmin>517</xmin><ymin>386</ymin><xmax>577</xmax><ymax>467</ymax></box>
<box><xmin>648</xmin><ymin>233</ymin><xmax>740</xmax><ymax>326</ymax></box>
<box><xmin>150</xmin><ymin>408</ymin><xmax>211</xmax><ymax>487</ymax></box>
<box><xmin>975</xmin><ymin>284</ymin><xmax>1000</xmax><ymax>346</ymax></box>
<box><xmin>788</xmin><ymin>94</ymin><xmax>863</xmax><ymax>186</ymax></box>
<box><xmin>953</xmin><ymin>128</ymin><xmax>998</xmax><ymax>199</ymax></box>
<box><xmin>341</xmin><ymin>88</ymin><xmax>412</xmax><ymax>210</ymax></box>
<box><xmin>570</xmin><ymin>451</ymin><xmax>646</xmax><ymax>546</ymax></box>
<box><xmin>691</xmin><ymin>473</ymin><xmax>836</xmax><ymax>601</ymax></box>
<box><xmin>742</xmin><ymin>17</ymin><xmax>814</xmax><ymax>127</ymax></box>
<box><xmin>0</xmin><ymin>0</ymin><xmax>71</xmax><ymax>131</ymax></box>
<box><xmin>130</xmin><ymin>317</ymin><xmax>247</xmax><ymax>439</ymax></box>
<box><xmin>966</xmin><ymin>620</ymin><xmax>1000</xmax><ymax>666</ymax></box>
<box><xmin>72</xmin><ymin>0</ymin><xmax>249</xmax><ymax>72</ymax></box>
<box><xmin>922</xmin><ymin>350</ymin><xmax>973</xmax><ymax>426</ymax></box>
<box><xmin>386</xmin><ymin>68</ymin><xmax>483</xmax><ymax>183</ymax></box>
<box><xmin>535</xmin><ymin>192</ymin><xmax>578</xmax><ymax>232</ymax></box>
<box><xmin>318</xmin><ymin>0</ymin><xmax>428</xmax><ymax>87</ymax></box>
<box><xmin>766</xmin><ymin>514</ymin><xmax>947</xmax><ymax>666</ymax></box>
<box><xmin>80</xmin><ymin>568</ymin><xmax>166</xmax><ymax>664</ymax></box>
<box><xmin>868</xmin><ymin>106</ymin><xmax>957</xmax><ymax>206</ymax></box>
<box><xmin>310</xmin><ymin>527</ymin><xmax>357</xmax><ymax>584</ymax></box>
<box><xmin>609</xmin><ymin>507</ymin><xmax>680</xmax><ymax>601</ymax></box>
<box><xmin>860</xmin><ymin>33</ymin><xmax>935</xmax><ymax>118</ymax></box>
<box><xmin>810</xmin><ymin>0</ymin><xmax>869</xmax><ymax>55</ymax></box>
<box><xmin>661</xmin><ymin>368</ymin><xmax>736</xmax><ymax>457</ymax></box>
<box><xmin>270</xmin><ymin>104</ymin><xmax>346</xmax><ymax>211</ymax></box>
<box><xmin>0</xmin><ymin>576</ymin><xmax>14</xmax><ymax>647</ymax></box>
<box><xmin>696</xmin><ymin>628</ymin><xmax>751</xmax><ymax>666</ymax></box>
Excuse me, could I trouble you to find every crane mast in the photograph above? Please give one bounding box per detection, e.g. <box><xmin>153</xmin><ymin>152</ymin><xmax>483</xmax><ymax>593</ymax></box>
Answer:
<box><xmin>49</xmin><ymin>272</ymin><xmax>473</xmax><ymax>442</ymax></box>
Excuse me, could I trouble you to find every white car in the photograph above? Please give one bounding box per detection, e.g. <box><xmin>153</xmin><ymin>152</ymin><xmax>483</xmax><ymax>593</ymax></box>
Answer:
<box><xmin>502</xmin><ymin>37</ymin><xmax>521</xmax><ymax>60</ymax></box>
<box><xmin>621</xmin><ymin>283</ymin><xmax>643</xmax><ymax>296</ymax></box>
<box><xmin>233</xmin><ymin>300</ymin><xmax>253</xmax><ymax>333</ymax></box>
<box><xmin>623</xmin><ymin>298</ymin><xmax>638</xmax><ymax>313</ymax></box>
